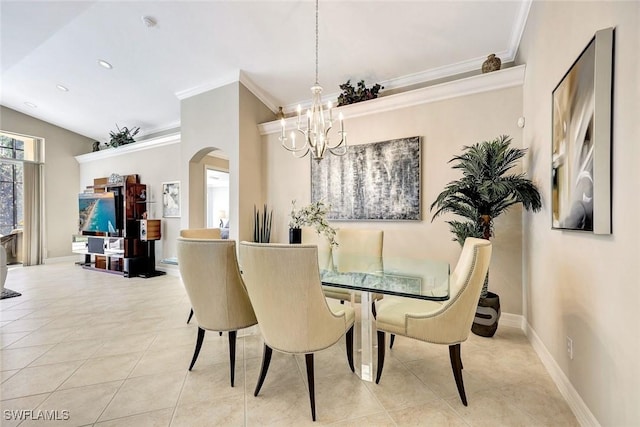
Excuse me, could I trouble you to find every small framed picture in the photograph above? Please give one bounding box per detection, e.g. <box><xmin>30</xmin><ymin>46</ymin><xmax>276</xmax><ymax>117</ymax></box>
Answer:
<box><xmin>162</xmin><ymin>181</ymin><xmax>181</xmax><ymax>218</ymax></box>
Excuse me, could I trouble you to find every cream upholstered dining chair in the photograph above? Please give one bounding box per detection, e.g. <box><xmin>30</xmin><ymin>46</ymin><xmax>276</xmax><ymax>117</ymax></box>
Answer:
<box><xmin>327</xmin><ymin>228</ymin><xmax>384</xmax><ymax>310</ymax></box>
<box><xmin>239</xmin><ymin>242</ymin><xmax>355</xmax><ymax>422</ymax></box>
<box><xmin>176</xmin><ymin>238</ymin><xmax>257</xmax><ymax>387</ymax></box>
<box><xmin>180</xmin><ymin>228</ymin><xmax>222</xmax><ymax>324</ymax></box>
<box><xmin>374</xmin><ymin>237</ymin><xmax>492</xmax><ymax>406</ymax></box>
<box><xmin>301</xmin><ymin>227</ymin><xmax>333</xmax><ymax>271</ymax></box>
<box><xmin>180</xmin><ymin>228</ymin><xmax>222</xmax><ymax>239</ymax></box>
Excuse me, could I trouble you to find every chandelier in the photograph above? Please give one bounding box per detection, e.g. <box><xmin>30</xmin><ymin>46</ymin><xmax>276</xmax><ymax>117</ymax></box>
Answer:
<box><xmin>280</xmin><ymin>0</ymin><xmax>347</xmax><ymax>161</ymax></box>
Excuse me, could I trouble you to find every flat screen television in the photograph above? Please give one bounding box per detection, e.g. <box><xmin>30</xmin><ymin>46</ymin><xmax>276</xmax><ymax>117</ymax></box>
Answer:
<box><xmin>78</xmin><ymin>192</ymin><xmax>119</xmax><ymax>234</ymax></box>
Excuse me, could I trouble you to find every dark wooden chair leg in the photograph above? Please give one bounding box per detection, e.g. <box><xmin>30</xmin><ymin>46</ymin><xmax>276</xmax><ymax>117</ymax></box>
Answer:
<box><xmin>254</xmin><ymin>344</ymin><xmax>273</xmax><ymax>397</ymax></box>
<box><xmin>305</xmin><ymin>353</ymin><xmax>316</xmax><ymax>421</ymax></box>
<box><xmin>187</xmin><ymin>308</ymin><xmax>194</xmax><ymax>324</ymax></box>
<box><xmin>188</xmin><ymin>327</ymin><xmax>205</xmax><ymax>371</ymax></box>
<box><xmin>345</xmin><ymin>325</ymin><xmax>355</xmax><ymax>372</ymax></box>
<box><xmin>390</xmin><ymin>334</ymin><xmax>395</xmax><ymax>349</ymax></box>
<box><xmin>228</xmin><ymin>330</ymin><xmax>237</xmax><ymax>387</ymax></box>
<box><xmin>375</xmin><ymin>330</ymin><xmax>385</xmax><ymax>384</ymax></box>
<box><xmin>449</xmin><ymin>344</ymin><xmax>467</xmax><ymax>406</ymax></box>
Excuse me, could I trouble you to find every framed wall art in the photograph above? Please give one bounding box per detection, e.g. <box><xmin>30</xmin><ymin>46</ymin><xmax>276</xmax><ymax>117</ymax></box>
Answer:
<box><xmin>311</xmin><ymin>136</ymin><xmax>421</xmax><ymax>220</ymax></box>
<box><xmin>551</xmin><ymin>27</ymin><xmax>613</xmax><ymax>234</ymax></box>
<box><xmin>162</xmin><ymin>181</ymin><xmax>181</xmax><ymax>218</ymax></box>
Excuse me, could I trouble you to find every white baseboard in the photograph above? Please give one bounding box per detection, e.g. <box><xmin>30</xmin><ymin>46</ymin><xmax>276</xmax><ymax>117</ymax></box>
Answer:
<box><xmin>500</xmin><ymin>312</ymin><xmax>525</xmax><ymax>329</ymax></box>
<box><xmin>156</xmin><ymin>266</ymin><xmax>180</xmax><ymax>277</ymax></box>
<box><xmin>525</xmin><ymin>322</ymin><xmax>600</xmax><ymax>427</ymax></box>
<box><xmin>44</xmin><ymin>255</ymin><xmax>82</xmax><ymax>264</ymax></box>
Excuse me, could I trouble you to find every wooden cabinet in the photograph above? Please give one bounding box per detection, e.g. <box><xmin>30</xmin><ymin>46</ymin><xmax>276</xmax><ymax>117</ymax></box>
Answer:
<box><xmin>76</xmin><ymin>174</ymin><xmax>164</xmax><ymax>278</ymax></box>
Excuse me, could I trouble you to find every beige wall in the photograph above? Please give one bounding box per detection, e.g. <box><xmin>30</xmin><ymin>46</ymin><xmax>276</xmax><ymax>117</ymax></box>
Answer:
<box><xmin>181</xmin><ymin>82</ymin><xmax>273</xmax><ymax>242</ymax></box>
<box><xmin>188</xmin><ymin>155</ymin><xmax>229</xmax><ymax>230</ymax></box>
<box><xmin>77</xmin><ymin>142</ymin><xmax>181</xmax><ymax>262</ymax></box>
<box><xmin>263</xmin><ymin>87</ymin><xmax>526</xmax><ymax>315</ymax></box>
<box><xmin>0</xmin><ymin>106</ymin><xmax>93</xmax><ymax>258</ymax></box>
<box><xmin>517</xmin><ymin>2</ymin><xmax>640</xmax><ymax>424</ymax></box>
<box><xmin>181</xmin><ymin>83</ymin><xmax>239</xmax><ymax>237</ymax></box>
<box><xmin>239</xmin><ymin>84</ymin><xmax>275</xmax><ymax>241</ymax></box>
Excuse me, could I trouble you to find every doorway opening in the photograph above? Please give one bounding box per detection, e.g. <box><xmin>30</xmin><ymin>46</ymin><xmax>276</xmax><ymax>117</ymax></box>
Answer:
<box><xmin>206</xmin><ymin>168</ymin><xmax>229</xmax><ymax>238</ymax></box>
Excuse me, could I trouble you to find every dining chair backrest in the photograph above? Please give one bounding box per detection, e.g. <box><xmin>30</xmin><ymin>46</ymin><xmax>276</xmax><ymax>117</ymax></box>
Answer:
<box><xmin>406</xmin><ymin>237</ymin><xmax>492</xmax><ymax>344</ymax></box>
<box><xmin>239</xmin><ymin>242</ymin><xmax>350</xmax><ymax>353</ymax></box>
<box><xmin>333</xmin><ymin>228</ymin><xmax>383</xmax><ymax>274</ymax></box>
<box><xmin>180</xmin><ymin>228</ymin><xmax>222</xmax><ymax>239</ymax></box>
<box><xmin>177</xmin><ymin>238</ymin><xmax>256</xmax><ymax>331</ymax></box>
<box><xmin>301</xmin><ymin>227</ymin><xmax>333</xmax><ymax>271</ymax></box>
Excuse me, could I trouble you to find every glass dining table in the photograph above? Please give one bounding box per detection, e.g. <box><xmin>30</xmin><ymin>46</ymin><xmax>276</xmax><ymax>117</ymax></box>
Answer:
<box><xmin>320</xmin><ymin>257</ymin><xmax>450</xmax><ymax>382</ymax></box>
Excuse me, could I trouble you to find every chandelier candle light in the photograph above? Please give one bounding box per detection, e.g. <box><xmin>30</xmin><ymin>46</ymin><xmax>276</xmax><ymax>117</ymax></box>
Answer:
<box><xmin>280</xmin><ymin>0</ymin><xmax>347</xmax><ymax>162</ymax></box>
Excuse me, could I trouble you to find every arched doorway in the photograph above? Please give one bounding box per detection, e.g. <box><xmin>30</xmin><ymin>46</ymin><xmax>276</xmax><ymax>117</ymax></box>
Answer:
<box><xmin>188</xmin><ymin>148</ymin><xmax>229</xmax><ymax>235</ymax></box>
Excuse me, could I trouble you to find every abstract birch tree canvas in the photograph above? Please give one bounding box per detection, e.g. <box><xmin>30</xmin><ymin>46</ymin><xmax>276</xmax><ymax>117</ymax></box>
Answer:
<box><xmin>311</xmin><ymin>136</ymin><xmax>421</xmax><ymax>220</ymax></box>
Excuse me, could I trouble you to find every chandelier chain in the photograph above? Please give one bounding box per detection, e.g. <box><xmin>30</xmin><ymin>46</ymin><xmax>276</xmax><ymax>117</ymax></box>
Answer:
<box><xmin>278</xmin><ymin>0</ymin><xmax>347</xmax><ymax>161</ymax></box>
<box><xmin>315</xmin><ymin>0</ymin><xmax>319</xmax><ymax>85</ymax></box>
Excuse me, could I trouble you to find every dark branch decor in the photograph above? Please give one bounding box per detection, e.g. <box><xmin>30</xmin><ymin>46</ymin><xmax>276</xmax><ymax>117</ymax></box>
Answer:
<box><xmin>253</xmin><ymin>204</ymin><xmax>273</xmax><ymax>243</ymax></box>
<box><xmin>337</xmin><ymin>80</ymin><xmax>384</xmax><ymax>106</ymax></box>
<box><xmin>551</xmin><ymin>27</ymin><xmax>613</xmax><ymax>234</ymax></box>
<box><xmin>311</xmin><ymin>136</ymin><xmax>421</xmax><ymax>220</ymax></box>
<box><xmin>108</xmin><ymin>124</ymin><xmax>140</xmax><ymax>148</ymax></box>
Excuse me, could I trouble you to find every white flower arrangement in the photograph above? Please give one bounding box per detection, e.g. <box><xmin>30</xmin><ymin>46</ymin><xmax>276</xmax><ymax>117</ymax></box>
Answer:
<box><xmin>289</xmin><ymin>200</ymin><xmax>338</xmax><ymax>247</ymax></box>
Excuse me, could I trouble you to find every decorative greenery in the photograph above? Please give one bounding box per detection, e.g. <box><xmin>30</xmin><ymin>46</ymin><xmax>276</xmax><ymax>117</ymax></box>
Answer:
<box><xmin>430</xmin><ymin>135</ymin><xmax>542</xmax><ymax>297</ymax></box>
<box><xmin>108</xmin><ymin>124</ymin><xmax>140</xmax><ymax>148</ymax></box>
<box><xmin>289</xmin><ymin>200</ymin><xmax>337</xmax><ymax>247</ymax></box>
<box><xmin>253</xmin><ymin>204</ymin><xmax>273</xmax><ymax>243</ymax></box>
<box><xmin>337</xmin><ymin>80</ymin><xmax>384</xmax><ymax>106</ymax></box>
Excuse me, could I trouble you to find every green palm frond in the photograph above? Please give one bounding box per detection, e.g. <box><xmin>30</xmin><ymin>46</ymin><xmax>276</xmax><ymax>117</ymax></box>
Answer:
<box><xmin>431</xmin><ymin>134</ymin><xmax>541</xmax><ymax>241</ymax></box>
<box><xmin>432</xmin><ymin>135</ymin><xmax>541</xmax><ymax>298</ymax></box>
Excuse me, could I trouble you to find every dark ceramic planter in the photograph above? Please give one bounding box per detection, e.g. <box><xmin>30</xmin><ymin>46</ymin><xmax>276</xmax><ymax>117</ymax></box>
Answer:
<box><xmin>289</xmin><ymin>228</ymin><xmax>302</xmax><ymax>244</ymax></box>
<box><xmin>471</xmin><ymin>291</ymin><xmax>501</xmax><ymax>337</ymax></box>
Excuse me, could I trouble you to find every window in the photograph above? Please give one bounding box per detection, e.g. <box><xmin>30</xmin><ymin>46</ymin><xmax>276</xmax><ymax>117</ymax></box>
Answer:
<box><xmin>0</xmin><ymin>135</ymin><xmax>25</xmax><ymax>235</ymax></box>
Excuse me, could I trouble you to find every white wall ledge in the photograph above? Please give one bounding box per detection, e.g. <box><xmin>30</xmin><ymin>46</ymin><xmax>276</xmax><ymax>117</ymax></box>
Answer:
<box><xmin>75</xmin><ymin>132</ymin><xmax>180</xmax><ymax>164</ymax></box>
<box><xmin>258</xmin><ymin>65</ymin><xmax>525</xmax><ymax>136</ymax></box>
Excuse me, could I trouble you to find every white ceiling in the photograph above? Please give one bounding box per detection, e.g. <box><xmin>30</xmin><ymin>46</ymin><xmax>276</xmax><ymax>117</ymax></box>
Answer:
<box><xmin>1</xmin><ymin>0</ymin><xmax>530</xmax><ymax>143</ymax></box>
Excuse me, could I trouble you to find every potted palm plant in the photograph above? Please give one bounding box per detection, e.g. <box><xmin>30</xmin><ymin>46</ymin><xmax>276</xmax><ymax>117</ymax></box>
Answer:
<box><xmin>430</xmin><ymin>135</ymin><xmax>541</xmax><ymax>337</ymax></box>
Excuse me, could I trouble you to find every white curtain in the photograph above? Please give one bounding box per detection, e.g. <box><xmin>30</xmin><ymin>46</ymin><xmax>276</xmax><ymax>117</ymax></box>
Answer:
<box><xmin>22</xmin><ymin>162</ymin><xmax>45</xmax><ymax>266</ymax></box>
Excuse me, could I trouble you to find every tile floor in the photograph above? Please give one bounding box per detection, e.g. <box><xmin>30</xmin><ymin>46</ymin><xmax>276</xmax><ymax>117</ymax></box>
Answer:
<box><xmin>0</xmin><ymin>263</ymin><xmax>578</xmax><ymax>426</ymax></box>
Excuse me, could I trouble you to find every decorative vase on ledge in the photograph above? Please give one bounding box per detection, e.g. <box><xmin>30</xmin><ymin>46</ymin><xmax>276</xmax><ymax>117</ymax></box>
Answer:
<box><xmin>289</xmin><ymin>228</ymin><xmax>302</xmax><ymax>244</ymax></box>
<box><xmin>481</xmin><ymin>54</ymin><xmax>501</xmax><ymax>73</ymax></box>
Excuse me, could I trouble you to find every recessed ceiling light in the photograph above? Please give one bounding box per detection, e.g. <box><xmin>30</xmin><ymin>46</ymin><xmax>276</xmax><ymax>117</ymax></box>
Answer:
<box><xmin>98</xmin><ymin>59</ymin><xmax>113</xmax><ymax>69</ymax></box>
<box><xmin>141</xmin><ymin>16</ymin><xmax>157</xmax><ymax>27</ymax></box>
<box><xmin>56</xmin><ymin>84</ymin><xmax>69</xmax><ymax>92</ymax></box>
<box><xmin>24</xmin><ymin>102</ymin><xmax>37</xmax><ymax>108</ymax></box>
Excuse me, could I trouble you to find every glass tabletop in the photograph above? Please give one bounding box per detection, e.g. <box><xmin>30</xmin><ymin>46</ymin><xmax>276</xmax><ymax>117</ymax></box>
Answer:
<box><xmin>320</xmin><ymin>257</ymin><xmax>450</xmax><ymax>301</ymax></box>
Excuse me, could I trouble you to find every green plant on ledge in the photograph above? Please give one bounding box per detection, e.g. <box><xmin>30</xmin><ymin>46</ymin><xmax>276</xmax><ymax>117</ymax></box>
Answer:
<box><xmin>108</xmin><ymin>124</ymin><xmax>140</xmax><ymax>148</ymax></box>
<box><xmin>337</xmin><ymin>80</ymin><xmax>384</xmax><ymax>106</ymax></box>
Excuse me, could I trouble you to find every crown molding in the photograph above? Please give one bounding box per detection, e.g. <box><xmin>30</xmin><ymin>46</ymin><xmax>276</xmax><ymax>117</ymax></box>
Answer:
<box><xmin>175</xmin><ymin>71</ymin><xmax>242</xmax><ymax>100</ymax></box>
<box><xmin>507</xmin><ymin>0</ymin><xmax>533</xmax><ymax>60</ymax></box>
<box><xmin>279</xmin><ymin>2</ymin><xmax>531</xmax><ymax>116</ymax></box>
<box><xmin>175</xmin><ymin>70</ymin><xmax>279</xmax><ymax>114</ymax></box>
<box><xmin>75</xmin><ymin>132</ymin><xmax>180</xmax><ymax>164</ymax></box>
<box><xmin>239</xmin><ymin>71</ymin><xmax>279</xmax><ymax>113</ymax></box>
<box><xmin>259</xmin><ymin>64</ymin><xmax>526</xmax><ymax>136</ymax></box>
